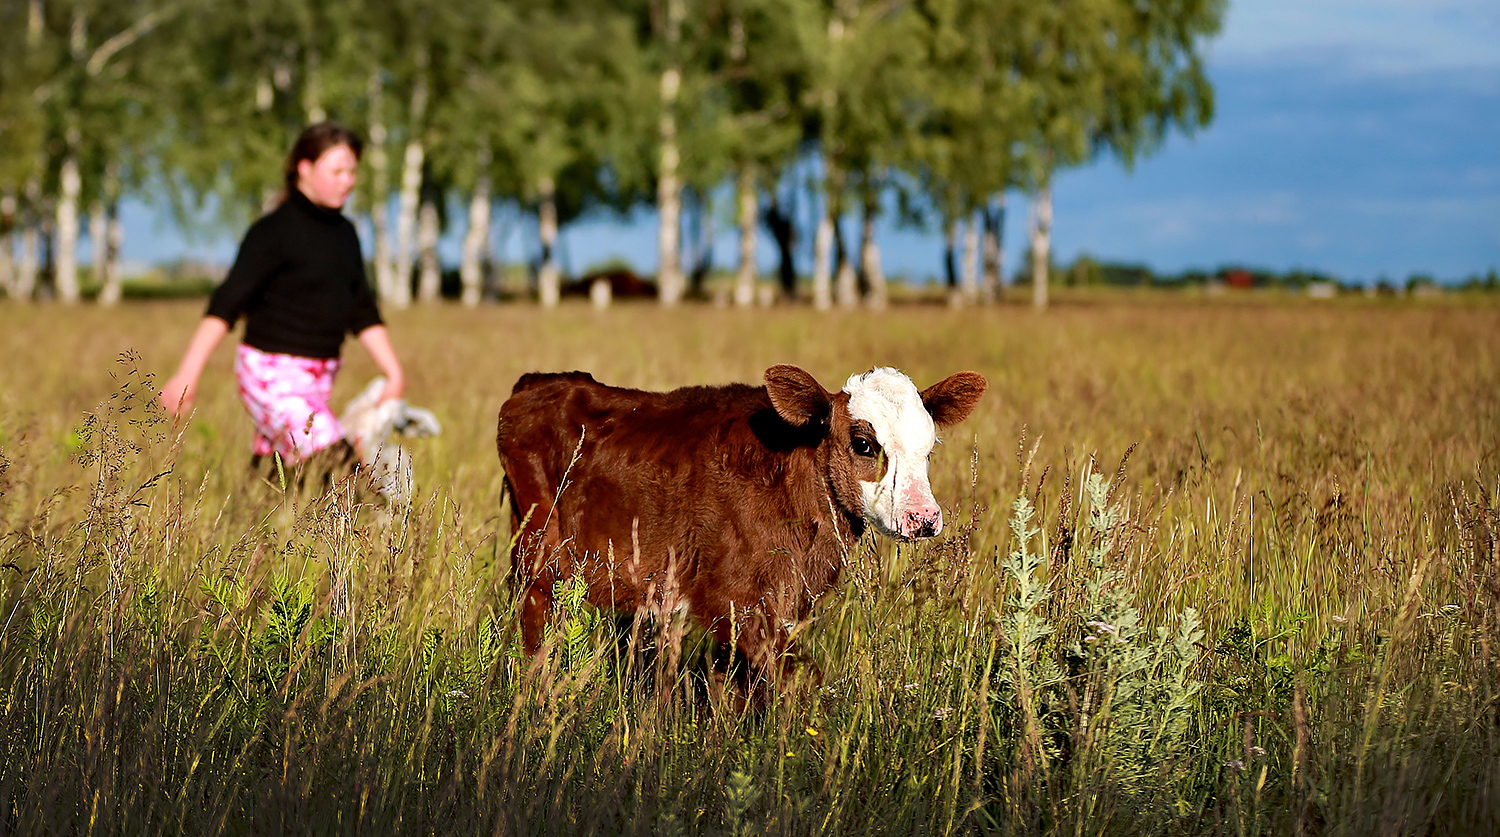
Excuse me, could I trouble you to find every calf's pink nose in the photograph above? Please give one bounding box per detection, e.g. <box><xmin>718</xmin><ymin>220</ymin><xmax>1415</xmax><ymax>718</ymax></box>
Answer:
<box><xmin>902</xmin><ymin>507</ymin><xmax>943</xmax><ymax>539</ymax></box>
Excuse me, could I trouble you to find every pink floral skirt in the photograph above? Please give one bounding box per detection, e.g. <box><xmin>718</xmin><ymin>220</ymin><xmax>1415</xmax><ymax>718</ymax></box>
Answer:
<box><xmin>234</xmin><ymin>344</ymin><xmax>344</xmax><ymax>462</ymax></box>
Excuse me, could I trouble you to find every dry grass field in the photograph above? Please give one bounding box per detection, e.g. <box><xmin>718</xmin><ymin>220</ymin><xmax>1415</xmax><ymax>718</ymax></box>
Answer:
<box><xmin>0</xmin><ymin>296</ymin><xmax>1497</xmax><ymax>834</ymax></box>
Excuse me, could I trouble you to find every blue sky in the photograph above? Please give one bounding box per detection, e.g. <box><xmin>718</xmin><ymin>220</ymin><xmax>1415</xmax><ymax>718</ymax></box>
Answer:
<box><xmin>122</xmin><ymin>0</ymin><xmax>1500</xmax><ymax>284</ymax></box>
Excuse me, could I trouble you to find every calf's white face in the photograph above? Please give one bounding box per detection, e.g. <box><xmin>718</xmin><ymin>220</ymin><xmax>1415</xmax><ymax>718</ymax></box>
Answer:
<box><xmin>763</xmin><ymin>363</ymin><xmax>987</xmax><ymax>541</ymax></box>
<box><xmin>843</xmin><ymin>368</ymin><xmax>947</xmax><ymax>539</ymax></box>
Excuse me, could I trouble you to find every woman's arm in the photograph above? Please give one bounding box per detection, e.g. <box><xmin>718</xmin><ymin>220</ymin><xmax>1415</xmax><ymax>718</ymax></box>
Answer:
<box><xmin>356</xmin><ymin>324</ymin><xmax>406</xmax><ymax>402</ymax></box>
<box><xmin>160</xmin><ymin>316</ymin><xmax>231</xmax><ymax>418</ymax></box>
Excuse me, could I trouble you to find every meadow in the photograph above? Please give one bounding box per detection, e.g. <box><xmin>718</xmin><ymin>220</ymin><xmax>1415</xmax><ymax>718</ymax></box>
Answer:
<box><xmin>0</xmin><ymin>295</ymin><xmax>1496</xmax><ymax>835</ymax></box>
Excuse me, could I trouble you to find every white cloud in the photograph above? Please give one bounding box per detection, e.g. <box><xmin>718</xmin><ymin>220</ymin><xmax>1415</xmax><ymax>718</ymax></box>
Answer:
<box><xmin>1214</xmin><ymin>0</ymin><xmax>1500</xmax><ymax>73</ymax></box>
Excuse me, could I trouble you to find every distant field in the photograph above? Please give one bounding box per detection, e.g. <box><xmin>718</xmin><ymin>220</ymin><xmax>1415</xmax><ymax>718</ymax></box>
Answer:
<box><xmin>0</xmin><ymin>297</ymin><xmax>1497</xmax><ymax>834</ymax></box>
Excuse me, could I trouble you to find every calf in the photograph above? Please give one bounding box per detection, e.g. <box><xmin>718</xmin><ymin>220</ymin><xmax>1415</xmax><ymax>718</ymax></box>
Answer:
<box><xmin>496</xmin><ymin>364</ymin><xmax>986</xmax><ymax>689</ymax></box>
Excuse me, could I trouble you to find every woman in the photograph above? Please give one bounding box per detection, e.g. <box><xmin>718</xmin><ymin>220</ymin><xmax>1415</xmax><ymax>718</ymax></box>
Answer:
<box><xmin>160</xmin><ymin>123</ymin><xmax>405</xmax><ymax>471</ymax></box>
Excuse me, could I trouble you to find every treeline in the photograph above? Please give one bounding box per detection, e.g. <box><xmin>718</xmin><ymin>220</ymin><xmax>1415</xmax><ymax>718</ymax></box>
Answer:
<box><xmin>1050</xmin><ymin>257</ymin><xmax>1500</xmax><ymax>293</ymax></box>
<box><xmin>0</xmin><ymin>0</ymin><xmax>1224</xmax><ymax>310</ymax></box>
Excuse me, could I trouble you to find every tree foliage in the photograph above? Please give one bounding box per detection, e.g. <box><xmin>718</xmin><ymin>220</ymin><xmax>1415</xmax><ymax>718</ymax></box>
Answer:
<box><xmin>0</xmin><ymin>0</ymin><xmax>1221</xmax><ymax>304</ymax></box>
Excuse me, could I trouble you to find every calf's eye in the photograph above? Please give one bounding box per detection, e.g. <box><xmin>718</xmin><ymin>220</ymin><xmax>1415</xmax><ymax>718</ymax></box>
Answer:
<box><xmin>851</xmin><ymin>437</ymin><xmax>876</xmax><ymax>457</ymax></box>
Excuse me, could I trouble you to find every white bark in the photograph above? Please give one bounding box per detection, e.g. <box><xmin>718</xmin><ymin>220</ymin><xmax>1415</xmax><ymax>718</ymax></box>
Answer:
<box><xmin>15</xmin><ymin>174</ymin><xmax>40</xmax><ymax>301</ymax></box>
<box><xmin>390</xmin><ymin>73</ymin><xmax>428</xmax><ymax>310</ymax></box>
<box><xmin>960</xmin><ymin>211</ymin><xmax>980</xmax><ymax>304</ymax></box>
<box><xmin>92</xmin><ymin>200</ymin><xmax>124</xmax><ymax>307</ymax></box>
<box><xmin>537</xmin><ymin>176</ymin><xmax>560</xmax><ymax>308</ymax></box>
<box><xmin>367</xmin><ymin>73</ymin><xmax>395</xmax><ymax>303</ymax></box>
<box><xmin>981</xmin><ymin>194</ymin><xmax>1005</xmax><ymax>303</ymax></box>
<box><xmin>104</xmin><ymin>202</ymin><xmax>122</xmax><ymax>305</ymax></box>
<box><xmin>657</xmin><ymin>66</ymin><xmax>683</xmax><ymax>306</ymax></box>
<box><xmin>655</xmin><ymin>0</ymin><xmax>686</xmax><ymax>307</ymax></box>
<box><xmin>390</xmin><ymin>135</ymin><xmax>423</xmax><ymax>309</ymax></box>
<box><xmin>28</xmin><ymin>0</ymin><xmax>42</xmax><ymax>45</ymax></box>
<box><xmin>733</xmin><ymin>167</ymin><xmax>757</xmax><ymax>308</ymax></box>
<box><xmin>460</xmin><ymin>157</ymin><xmax>492</xmax><ymax>307</ymax></box>
<box><xmin>416</xmin><ymin>197</ymin><xmax>440</xmax><ymax>303</ymax></box>
<box><xmin>303</xmin><ymin>49</ymin><xmax>324</xmax><ymax>123</ymax></box>
<box><xmin>860</xmin><ymin>203</ymin><xmax>886</xmax><ymax>310</ymax></box>
<box><xmin>1030</xmin><ymin>184</ymin><xmax>1052</xmax><ymax>310</ymax></box>
<box><xmin>835</xmin><ymin>223</ymin><xmax>859</xmax><ymax>309</ymax></box>
<box><xmin>812</xmin><ymin>207</ymin><xmax>833</xmax><ymax>311</ymax></box>
<box><xmin>55</xmin><ymin>154</ymin><xmax>81</xmax><ymax>304</ymax></box>
<box><xmin>89</xmin><ymin>201</ymin><xmax>109</xmax><ymax>305</ymax></box>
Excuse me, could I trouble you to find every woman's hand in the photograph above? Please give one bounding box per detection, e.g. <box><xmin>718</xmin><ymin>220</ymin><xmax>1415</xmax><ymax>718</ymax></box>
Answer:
<box><xmin>161</xmin><ymin>317</ymin><xmax>229</xmax><ymax>420</ymax></box>
<box><xmin>379</xmin><ymin>373</ymin><xmax>406</xmax><ymax>403</ymax></box>
<box><xmin>160</xmin><ymin>374</ymin><xmax>198</xmax><ymax>418</ymax></box>
<box><xmin>357</xmin><ymin>324</ymin><xmax>406</xmax><ymax>403</ymax></box>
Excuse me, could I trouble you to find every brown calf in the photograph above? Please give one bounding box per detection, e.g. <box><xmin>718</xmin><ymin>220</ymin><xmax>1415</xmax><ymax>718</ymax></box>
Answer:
<box><xmin>496</xmin><ymin>364</ymin><xmax>986</xmax><ymax>689</ymax></box>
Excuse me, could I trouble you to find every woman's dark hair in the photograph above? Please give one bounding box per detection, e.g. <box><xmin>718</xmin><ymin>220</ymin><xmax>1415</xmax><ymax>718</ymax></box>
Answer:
<box><xmin>283</xmin><ymin>122</ymin><xmax>363</xmax><ymax>193</ymax></box>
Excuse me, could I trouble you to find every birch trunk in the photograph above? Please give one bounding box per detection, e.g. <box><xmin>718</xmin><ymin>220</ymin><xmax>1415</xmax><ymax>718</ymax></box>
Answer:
<box><xmin>416</xmin><ymin>197</ymin><xmax>440</xmax><ymax>302</ymax></box>
<box><xmin>812</xmin><ymin>206</ymin><xmax>834</xmax><ymax>311</ymax></box>
<box><xmin>367</xmin><ymin>73</ymin><xmax>395</xmax><ymax>304</ymax></box>
<box><xmin>733</xmin><ymin>166</ymin><xmax>757</xmax><ymax>308</ymax></box>
<box><xmin>960</xmin><ymin>211</ymin><xmax>980</xmax><ymax>304</ymax></box>
<box><xmin>834</xmin><ymin>216</ymin><xmax>858</xmax><ymax>309</ymax></box>
<box><xmin>860</xmin><ymin>200</ymin><xmax>886</xmax><ymax>310</ymax></box>
<box><xmin>390</xmin><ymin>135</ymin><xmax>423</xmax><ymax>309</ymax></box>
<box><xmin>656</xmin><ymin>68</ymin><xmax>683</xmax><ymax>306</ymax></box>
<box><xmin>537</xmin><ymin>176</ymin><xmax>560</xmax><ymax>308</ymax></box>
<box><xmin>303</xmin><ymin>49</ymin><xmax>324</xmax><ymax>123</ymax></box>
<box><xmin>55</xmin><ymin>154</ymin><xmax>81</xmax><ymax>304</ymax></box>
<box><xmin>1030</xmin><ymin>183</ymin><xmax>1052</xmax><ymax>310</ymax></box>
<box><xmin>460</xmin><ymin>156</ymin><xmax>492</xmax><ymax>307</ymax></box>
<box><xmin>103</xmin><ymin>201</ymin><xmax>122</xmax><ymax>305</ymax></box>
<box><xmin>815</xmin><ymin>10</ymin><xmax>850</xmax><ymax>312</ymax></box>
<box><xmin>484</xmin><ymin>212</ymin><xmax>511</xmax><ymax>301</ymax></box>
<box><xmin>981</xmin><ymin>194</ymin><xmax>1005</xmax><ymax>303</ymax></box>
<box><xmin>655</xmin><ymin>0</ymin><xmax>685</xmax><ymax>307</ymax></box>
<box><xmin>390</xmin><ymin>73</ymin><xmax>429</xmax><ymax>310</ymax></box>
<box><xmin>89</xmin><ymin>201</ymin><xmax>111</xmax><ymax>305</ymax></box>
<box><xmin>16</xmin><ymin>208</ymin><xmax>38</xmax><ymax>301</ymax></box>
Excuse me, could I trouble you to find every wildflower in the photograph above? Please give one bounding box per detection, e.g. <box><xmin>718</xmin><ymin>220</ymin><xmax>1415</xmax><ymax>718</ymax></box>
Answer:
<box><xmin>1085</xmin><ymin>620</ymin><xmax>1117</xmax><ymax>636</ymax></box>
<box><xmin>1249</xmin><ymin>746</ymin><xmax>1266</xmax><ymax>757</ymax></box>
<box><xmin>806</xmin><ymin>726</ymin><xmax>819</xmax><ymax>737</ymax></box>
<box><xmin>1331</xmin><ymin>615</ymin><xmax>1348</xmax><ymax>623</ymax></box>
<box><xmin>1225</xmin><ymin>760</ymin><xmax>1245</xmax><ymax>773</ymax></box>
<box><xmin>446</xmin><ymin>689</ymin><xmax>469</xmax><ymax>700</ymax></box>
<box><xmin>934</xmin><ymin>707</ymin><xmax>954</xmax><ymax>720</ymax></box>
<box><xmin>903</xmin><ymin>682</ymin><xmax>920</xmax><ymax>691</ymax></box>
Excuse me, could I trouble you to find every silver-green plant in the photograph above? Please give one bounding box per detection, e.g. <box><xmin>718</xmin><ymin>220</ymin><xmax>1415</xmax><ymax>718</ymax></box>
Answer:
<box><xmin>994</xmin><ymin>494</ymin><xmax>1065</xmax><ymax>779</ymax></box>
<box><xmin>1072</xmin><ymin>471</ymin><xmax>1205</xmax><ymax>818</ymax></box>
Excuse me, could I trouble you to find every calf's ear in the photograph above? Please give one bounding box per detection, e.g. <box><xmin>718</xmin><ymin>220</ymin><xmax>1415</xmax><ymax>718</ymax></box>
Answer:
<box><xmin>764</xmin><ymin>364</ymin><xmax>831</xmax><ymax>427</ymax></box>
<box><xmin>921</xmin><ymin>371</ymin><xmax>987</xmax><ymax>428</ymax></box>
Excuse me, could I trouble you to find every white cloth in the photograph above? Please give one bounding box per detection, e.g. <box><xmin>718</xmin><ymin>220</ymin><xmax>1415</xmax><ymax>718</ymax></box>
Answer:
<box><xmin>339</xmin><ymin>377</ymin><xmax>441</xmax><ymax>505</ymax></box>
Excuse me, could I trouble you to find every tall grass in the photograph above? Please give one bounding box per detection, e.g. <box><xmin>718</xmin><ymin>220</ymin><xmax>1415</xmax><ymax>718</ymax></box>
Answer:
<box><xmin>0</xmin><ymin>298</ymin><xmax>1496</xmax><ymax>834</ymax></box>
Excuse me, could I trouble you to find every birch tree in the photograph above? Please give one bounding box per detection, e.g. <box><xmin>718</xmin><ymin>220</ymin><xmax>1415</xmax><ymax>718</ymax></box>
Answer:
<box><xmin>654</xmin><ymin>0</ymin><xmax>687</xmax><ymax>306</ymax></box>
<box><xmin>0</xmin><ymin>1</ymin><xmax>49</xmax><ymax>301</ymax></box>
<box><xmin>1016</xmin><ymin>0</ymin><xmax>1223</xmax><ymax>309</ymax></box>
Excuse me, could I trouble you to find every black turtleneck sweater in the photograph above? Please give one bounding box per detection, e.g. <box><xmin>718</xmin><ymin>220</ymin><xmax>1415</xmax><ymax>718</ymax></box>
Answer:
<box><xmin>206</xmin><ymin>189</ymin><xmax>384</xmax><ymax>359</ymax></box>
